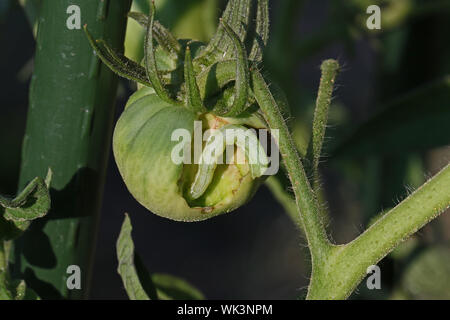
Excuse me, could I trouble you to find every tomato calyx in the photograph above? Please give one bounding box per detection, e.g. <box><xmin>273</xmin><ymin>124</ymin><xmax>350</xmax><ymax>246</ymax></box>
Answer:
<box><xmin>84</xmin><ymin>0</ymin><xmax>270</xmax><ymax>119</ymax></box>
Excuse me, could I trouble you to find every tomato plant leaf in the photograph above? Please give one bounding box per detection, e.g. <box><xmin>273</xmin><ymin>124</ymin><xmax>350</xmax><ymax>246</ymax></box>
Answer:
<box><xmin>116</xmin><ymin>214</ymin><xmax>204</xmax><ymax>300</ymax></box>
<box><xmin>0</xmin><ymin>168</ymin><xmax>51</xmax><ymax>222</ymax></box>
<box><xmin>116</xmin><ymin>213</ymin><xmax>152</xmax><ymax>300</ymax></box>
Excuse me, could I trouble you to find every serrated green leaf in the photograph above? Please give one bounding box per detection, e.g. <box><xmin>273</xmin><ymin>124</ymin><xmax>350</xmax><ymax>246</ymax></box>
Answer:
<box><xmin>116</xmin><ymin>213</ymin><xmax>151</xmax><ymax>300</ymax></box>
<box><xmin>333</xmin><ymin>76</ymin><xmax>450</xmax><ymax>157</ymax></box>
<box><xmin>0</xmin><ymin>169</ymin><xmax>51</xmax><ymax>222</ymax></box>
<box><xmin>116</xmin><ymin>213</ymin><xmax>204</xmax><ymax>300</ymax></box>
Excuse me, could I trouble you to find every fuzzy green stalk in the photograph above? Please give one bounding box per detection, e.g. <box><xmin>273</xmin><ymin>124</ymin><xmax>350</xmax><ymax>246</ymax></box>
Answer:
<box><xmin>252</xmin><ymin>69</ymin><xmax>332</xmax><ymax>265</ymax></box>
<box><xmin>309</xmin><ymin>60</ymin><xmax>340</xmax><ymax>191</ymax></box>
<box><xmin>252</xmin><ymin>66</ymin><xmax>450</xmax><ymax>299</ymax></box>
<box><xmin>307</xmin><ymin>163</ymin><xmax>450</xmax><ymax>299</ymax></box>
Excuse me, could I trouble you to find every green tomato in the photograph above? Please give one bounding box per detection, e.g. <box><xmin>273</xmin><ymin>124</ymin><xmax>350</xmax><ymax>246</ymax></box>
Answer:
<box><xmin>113</xmin><ymin>87</ymin><xmax>267</xmax><ymax>222</ymax></box>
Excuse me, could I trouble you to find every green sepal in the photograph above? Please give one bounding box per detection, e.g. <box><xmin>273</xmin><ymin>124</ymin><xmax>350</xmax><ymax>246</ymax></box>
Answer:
<box><xmin>144</xmin><ymin>1</ymin><xmax>181</xmax><ymax>105</ymax></box>
<box><xmin>213</xmin><ymin>20</ymin><xmax>250</xmax><ymax>117</ymax></box>
<box><xmin>84</xmin><ymin>25</ymin><xmax>152</xmax><ymax>87</ymax></box>
<box><xmin>116</xmin><ymin>213</ymin><xmax>152</xmax><ymax>300</ymax></box>
<box><xmin>184</xmin><ymin>46</ymin><xmax>205</xmax><ymax>113</ymax></box>
<box><xmin>128</xmin><ymin>12</ymin><xmax>181</xmax><ymax>59</ymax></box>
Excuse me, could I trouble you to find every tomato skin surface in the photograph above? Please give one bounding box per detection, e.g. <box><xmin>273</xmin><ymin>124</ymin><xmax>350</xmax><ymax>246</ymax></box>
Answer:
<box><xmin>113</xmin><ymin>88</ymin><xmax>263</xmax><ymax>222</ymax></box>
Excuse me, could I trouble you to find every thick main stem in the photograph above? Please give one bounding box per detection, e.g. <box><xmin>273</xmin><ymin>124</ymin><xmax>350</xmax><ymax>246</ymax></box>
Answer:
<box><xmin>307</xmin><ymin>163</ymin><xmax>450</xmax><ymax>299</ymax></box>
<box><xmin>253</xmin><ymin>66</ymin><xmax>450</xmax><ymax>300</ymax></box>
<box><xmin>13</xmin><ymin>0</ymin><xmax>131</xmax><ymax>299</ymax></box>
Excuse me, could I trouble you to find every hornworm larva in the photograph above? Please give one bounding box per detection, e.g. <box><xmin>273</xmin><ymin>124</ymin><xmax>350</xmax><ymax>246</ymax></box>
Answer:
<box><xmin>190</xmin><ymin>125</ymin><xmax>269</xmax><ymax>199</ymax></box>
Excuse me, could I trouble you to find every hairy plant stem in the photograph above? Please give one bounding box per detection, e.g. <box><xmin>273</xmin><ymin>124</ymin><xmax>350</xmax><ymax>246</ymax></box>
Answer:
<box><xmin>252</xmin><ymin>67</ymin><xmax>450</xmax><ymax>299</ymax></box>
<box><xmin>307</xmin><ymin>163</ymin><xmax>450</xmax><ymax>299</ymax></box>
<box><xmin>252</xmin><ymin>69</ymin><xmax>332</xmax><ymax>265</ymax></box>
<box><xmin>308</xmin><ymin>60</ymin><xmax>340</xmax><ymax>191</ymax></box>
<box><xmin>306</xmin><ymin>60</ymin><xmax>340</xmax><ymax>226</ymax></box>
<box><xmin>264</xmin><ymin>59</ymin><xmax>340</xmax><ymax>234</ymax></box>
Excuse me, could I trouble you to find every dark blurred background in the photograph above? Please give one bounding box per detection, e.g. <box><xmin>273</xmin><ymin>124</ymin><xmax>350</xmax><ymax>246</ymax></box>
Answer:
<box><xmin>1</xmin><ymin>0</ymin><xmax>449</xmax><ymax>299</ymax></box>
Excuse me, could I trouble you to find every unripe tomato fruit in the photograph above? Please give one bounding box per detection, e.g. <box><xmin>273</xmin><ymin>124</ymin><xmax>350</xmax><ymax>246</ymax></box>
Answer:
<box><xmin>113</xmin><ymin>87</ymin><xmax>266</xmax><ymax>221</ymax></box>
